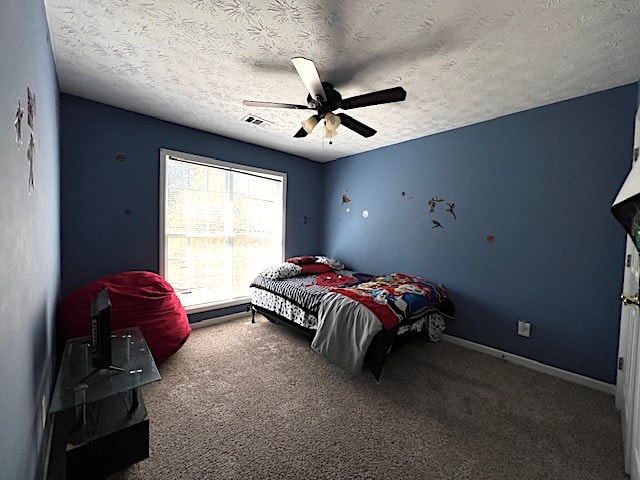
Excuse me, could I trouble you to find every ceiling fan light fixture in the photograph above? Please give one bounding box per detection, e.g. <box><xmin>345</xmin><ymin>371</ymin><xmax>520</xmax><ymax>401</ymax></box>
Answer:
<box><xmin>324</xmin><ymin>112</ymin><xmax>341</xmax><ymax>131</ymax></box>
<box><xmin>301</xmin><ymin>115</ymin><xmax>319</xmax><ymax>134</ymax></box>
<box><xmin>243</xmin><ymin>58</ymin><xmax>405</xmax><ymax>141</ymax></box>
<box><xmin>324</xmin><ymin>126</ymin><xmax>338</xmax><ymax>139</ymax></box>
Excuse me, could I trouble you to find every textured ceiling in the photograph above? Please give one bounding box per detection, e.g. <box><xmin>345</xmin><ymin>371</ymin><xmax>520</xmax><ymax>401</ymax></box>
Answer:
<box><xmin>44</xmin><ymin>0</ymin><xmax>640</xmax><ymax>162</ymax></box>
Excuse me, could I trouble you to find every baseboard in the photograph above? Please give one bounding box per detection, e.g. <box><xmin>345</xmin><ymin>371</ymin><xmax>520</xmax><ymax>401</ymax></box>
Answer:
<box><xmin>190</xmin><ymin>311</ymin><xmax>251</xmax><ymax>329</ymax></box>
<box><xmin>632</xmin><ymin>447</ymin><xmax>640</xmax><ymax>480</ymax></box>
<box><xmin>440</xmin><ymin>334</ymin><xmax>616</xmax><ymax>395</ymax></box>
<box><xmin>38</xmin><ymin>414</ymin><xmax>55</xmax><ymax>480</ymax></box>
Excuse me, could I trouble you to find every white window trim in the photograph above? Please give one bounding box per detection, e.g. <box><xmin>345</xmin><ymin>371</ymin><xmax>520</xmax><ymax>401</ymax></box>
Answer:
<box><xmin>185</xmin><ymin>297</ymin><xmax>251</xmax><ymax>314</ymax></box>
<box><xmin>159</xmin><ymin>148</ymin><xmax>287</xmax><ymax>313</ymax></box>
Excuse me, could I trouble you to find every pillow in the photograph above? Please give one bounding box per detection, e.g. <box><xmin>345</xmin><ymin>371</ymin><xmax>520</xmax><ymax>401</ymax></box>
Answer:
<box><xmin>315</xmin><ymin>256</ymin><xmax>345</xmax><ymax>271</ymax></box>
<box><xmin>300</xmin><ymin>263</ymin><xmax>333</xmax><ymax>275</ymax></box>
<box><xmin>285</xmin><ymin>255</ymin><xmax>317</xmax><ymax>265</ymax></box>
<box><xmin>260</xmin><ymin>262</ymin><xmax>302</xmax><ymax>280</ymax></box>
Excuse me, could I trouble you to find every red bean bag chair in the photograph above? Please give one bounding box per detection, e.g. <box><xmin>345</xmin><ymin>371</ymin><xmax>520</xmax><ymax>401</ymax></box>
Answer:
<box><xmin>58</xmin><ymin>271</ymin><xmax>191</xmax><ymax>365</ymax></box>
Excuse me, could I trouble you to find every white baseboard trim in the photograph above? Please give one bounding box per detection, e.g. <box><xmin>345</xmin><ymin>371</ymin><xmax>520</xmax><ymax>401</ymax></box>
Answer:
<box><xmin>190</xmin><ymin>311</ymin><xmax>252</xmax><ymax>329</ymax></box>
<box><xmin>41</xmin><ymin>414</ymin><xmax>55</xmax><ymax>480</ymax></box>
<box><xmin>440</xmin><ymin>334</ymin><xmax>616</xmax><ymax>395</ymax></box>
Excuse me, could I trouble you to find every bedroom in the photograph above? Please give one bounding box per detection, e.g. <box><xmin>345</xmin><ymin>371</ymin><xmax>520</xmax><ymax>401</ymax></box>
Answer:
<box><xmin>1</xmin><ymin>1</ymin><xmax>639</xmax><ymax>479</ymax></box>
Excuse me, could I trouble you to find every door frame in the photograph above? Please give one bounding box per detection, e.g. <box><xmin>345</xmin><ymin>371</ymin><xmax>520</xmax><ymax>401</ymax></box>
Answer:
<box><xmin>617</xmin><ymin>102</ymin><xmax>640</xmax><ymax>478</ymax></box>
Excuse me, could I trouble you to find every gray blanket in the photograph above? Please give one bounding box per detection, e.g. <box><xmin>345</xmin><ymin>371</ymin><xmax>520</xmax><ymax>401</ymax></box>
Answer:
<box><xmin>311</xmin><ymin>292</ymin><xmax>382</xmax><ymax>374</ymax></box>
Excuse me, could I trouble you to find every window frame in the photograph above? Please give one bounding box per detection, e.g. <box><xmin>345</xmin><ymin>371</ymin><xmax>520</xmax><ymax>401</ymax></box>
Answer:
<box><xmin>159</xmin><ymin>148</ymin><xmax>287</xmax><ymax>313</ymax></box>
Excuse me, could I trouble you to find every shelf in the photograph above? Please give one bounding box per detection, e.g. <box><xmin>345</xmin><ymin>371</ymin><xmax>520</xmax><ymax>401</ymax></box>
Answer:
<box><xmin>50</xmin><ymin>327</ymin><xmax>161</xmax><ymax>413</ymax></box>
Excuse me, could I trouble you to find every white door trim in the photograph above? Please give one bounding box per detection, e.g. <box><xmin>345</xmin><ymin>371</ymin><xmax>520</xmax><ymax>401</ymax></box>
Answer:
<box><xmin>617</xmin><ymin>102</ymin><xmax>640</xmax><ymax>479</ymax></box>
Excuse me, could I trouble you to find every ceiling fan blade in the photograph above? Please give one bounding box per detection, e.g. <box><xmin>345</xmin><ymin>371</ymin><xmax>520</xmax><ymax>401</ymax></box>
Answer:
<box><xmin>294</xmin><ymin>127</ymin><xmax>308</xmax><ymax>138</ymax></box>
<box><xmin>338</xmin><ymin>113</ymin><xmax>377</xmax><ymax>138</ymax></box>
<box><xmin>243</xmin><ymin>100</ymin><xmax>311</xmax><ymax>110</ymax></box>
<box><xmin>340</xmin><ymin>86</ymin><xmax>407</xmax><ymax>110</ymax></box>
<box><xmin>291</xmin><ymin>57</ymin><xmax>327</xmax><ymax>102</ymax></box>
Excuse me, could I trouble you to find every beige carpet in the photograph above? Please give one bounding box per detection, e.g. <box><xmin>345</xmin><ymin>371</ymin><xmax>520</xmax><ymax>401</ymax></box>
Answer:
<box><xmin>49</xmin><ymin>315</ymin><xmax>627</xmax><ymax>479</ymax></box>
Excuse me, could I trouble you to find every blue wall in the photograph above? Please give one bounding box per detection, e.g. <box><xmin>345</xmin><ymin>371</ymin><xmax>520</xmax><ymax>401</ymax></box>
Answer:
<box><xmin>58</xmin><ymin>81</ymin><xmax>638</xmax><ymax>378</ymax></box>
<box><xmin>0</xmin><ymin>1</ymin><xmax>60</xmax><ymax>479</ymax></box>
<box><xmin>323</xmin><ymin>84</ymin><xmax>638</xmax><ymax>384</ymax></box>
<box><xmin>60</xmin><ymin>95</ymin><xmax>325</xmax><ymax>317</ymax></box>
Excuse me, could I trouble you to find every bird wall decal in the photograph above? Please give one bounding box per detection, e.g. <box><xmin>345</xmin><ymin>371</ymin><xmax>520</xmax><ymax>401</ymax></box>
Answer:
<box><xmin>428</xmin><ymin>196</ymin><xmax>443</xmax><ymax>213</ymax></box>
<box><xmin>446</xmin><ymin>202</ymin><xmax>456</xmax><ymax>219</ymax></box>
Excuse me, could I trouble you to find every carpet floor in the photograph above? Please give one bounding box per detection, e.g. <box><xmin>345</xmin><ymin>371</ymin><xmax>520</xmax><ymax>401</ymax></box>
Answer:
<box><xmin>49</xmin><ymin>315</ymin><xmax>627</xmax><ymax>479</ymax></box>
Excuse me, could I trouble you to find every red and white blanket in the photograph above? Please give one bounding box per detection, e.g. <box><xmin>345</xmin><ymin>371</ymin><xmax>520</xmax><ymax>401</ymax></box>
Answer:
<box><xmin>329</xmin><ymin>273</ymin><xmax>452</xmax><ymax>330</ymax></box>
<box><xmin>312</xmin><ymin>273</ymin><xmax>453</xmax><ymax>376</ymax></box>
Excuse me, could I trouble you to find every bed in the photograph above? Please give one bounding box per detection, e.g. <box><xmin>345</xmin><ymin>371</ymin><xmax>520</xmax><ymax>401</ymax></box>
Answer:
<box><xmin>249</xmin><ymin>256</ymin><xmax>454</xmax><ymax>380</ymax></box>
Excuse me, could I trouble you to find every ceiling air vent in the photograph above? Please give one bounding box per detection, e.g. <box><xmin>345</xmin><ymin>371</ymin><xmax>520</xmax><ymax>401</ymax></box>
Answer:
<box><xmin>242</xmin><ymin>114</ymin><xmax>272</xmax><ymax>127</ymax></box>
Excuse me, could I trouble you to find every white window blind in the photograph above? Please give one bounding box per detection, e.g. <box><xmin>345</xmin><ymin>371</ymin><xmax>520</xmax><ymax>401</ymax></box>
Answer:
<box><xmin>160</xmin><ymin>150</ymin><xmax>285</xmax><ymax>312</ymax></box>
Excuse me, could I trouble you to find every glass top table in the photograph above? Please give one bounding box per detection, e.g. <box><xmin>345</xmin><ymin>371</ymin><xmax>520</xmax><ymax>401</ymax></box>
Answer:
<box><xmin>50</xmin><ymin>327</ymin><xmax>161</xmax><ymax>413</ymax></box>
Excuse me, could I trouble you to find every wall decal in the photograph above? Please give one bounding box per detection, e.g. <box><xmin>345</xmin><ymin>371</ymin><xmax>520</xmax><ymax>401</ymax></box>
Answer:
<box><xmin>446</xmin><ymin>202</ymin><xmax>456</xmax><ymax>219</ymax></box>
<box><xmin>428</xmin><ymin>197</ymin><xmax>457</xmax><ymax>228</ymax></box>
<box><xmin>428</xmin><ymin>196</ymin><xmax>443</xmax><ymax>213</ymax></box>
<box><xmin>27</xmin><ymin>87</ymin><xmax>36</xmax><ymax>130</ymax></box>
<box><xmin>342</xmin><ymin>190</ymin><xmax>351</xmax><ymax>205</ymax></box>
<box><xmin>401</xmin><ymin>191</ymin><xmax>414</xmax><ymax>200</ymax></box>
<box><xmin>27</xmin><ymin>133</ymin><xmax>35</xmax><ymax>191</ymax></box>
<box><xmin>14</xmin><ymin>100</ymin><xmax>24</xmax><ymax>145</ymax></box>
<box><xmin>25</xmin><ymin>87</ymin><xmax>37</xmax><ymax>192</ymax></box>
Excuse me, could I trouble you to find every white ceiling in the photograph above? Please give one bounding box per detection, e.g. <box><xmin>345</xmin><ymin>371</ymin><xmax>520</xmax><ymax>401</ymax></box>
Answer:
<box><xmin>44</xmin><ymin>0</ymin><xmax>640</xmax><ymax>163</ymax></box>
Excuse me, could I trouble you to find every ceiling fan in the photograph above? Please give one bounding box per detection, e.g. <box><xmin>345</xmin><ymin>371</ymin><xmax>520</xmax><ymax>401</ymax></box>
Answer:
<box><xmin>242</xmin><ymin>57</ymin><xmax>407</xmax><ymax>140</ymax></box>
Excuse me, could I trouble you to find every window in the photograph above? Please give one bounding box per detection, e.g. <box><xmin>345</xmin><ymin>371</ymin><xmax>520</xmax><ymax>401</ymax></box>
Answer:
<box><xmin>160</xmin><ymin>149</ymin><xmax>286</xmax><ymax>312</ymax></box>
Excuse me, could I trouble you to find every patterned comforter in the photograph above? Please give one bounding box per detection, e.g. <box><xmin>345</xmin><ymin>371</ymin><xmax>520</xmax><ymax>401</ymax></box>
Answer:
<box><xmin>250</xmin><ymin>270</ymin><xmax>454</xmax><ymax>379</ymax></box>
<box><xmin>249</xmin><ymin>270</ymin><xmax>370</xmax><ymax>320</ymax></box>
<box><xmin>329</xmin><ymin>273</ymin><xmax>454</xmax><ymax>330</ymax></box>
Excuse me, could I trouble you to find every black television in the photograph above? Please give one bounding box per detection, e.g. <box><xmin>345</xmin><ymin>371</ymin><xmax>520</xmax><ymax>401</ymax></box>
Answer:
<box><xmin>90</xmin><ymin>288</ymin><xmax>112</xmax><ymax>369</ymax></box>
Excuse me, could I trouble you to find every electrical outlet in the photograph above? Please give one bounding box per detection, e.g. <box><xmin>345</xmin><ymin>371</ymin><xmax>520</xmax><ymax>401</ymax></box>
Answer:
<box><xmin>517</xmin><ymin>320</ymin><xmax>531</xmax><ymax>338</ymax></box>
<box><xmin>41</xmin><ymin>395</ymin><xmax>47</xmax><ymax>430</ymax></box>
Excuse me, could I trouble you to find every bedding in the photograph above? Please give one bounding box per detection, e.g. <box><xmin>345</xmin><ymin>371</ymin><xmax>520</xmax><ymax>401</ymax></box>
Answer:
<box><xmin>312</xmin><ymin>291</ymin><xmax>384</xmax><ymax>374</ymax></box>
<box><xmin>259</xmin><ymin>262</ymin><xmax>302</xmax><ymax>280</ymax></box>
<box><xmin>250</xmin><ymin>270</ymin><xmax>365</xmax><ymax>328</ymax></box>
<box><xmin>300</xmin><ymin>263</ymin><xmax>333</xmax><ymax>274</ymax></box>
<box><xmin>285</xmin><ymin>255</ymin><xmax>318</xmax><ymax>265</ymax></box>
<box><xmin>250</xmin><ymin>262</ymin><xmax>454</xmax><ymax>379</ymax></box>
<box><xmin>328</xmin><ymin>273</ymin><xmax>452</xmax><ymax>329</ymax></box>
<box><xmin>312</xmin><ymin>273</ymin><xmax>453</xmax><ymax>374</ymax></box>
